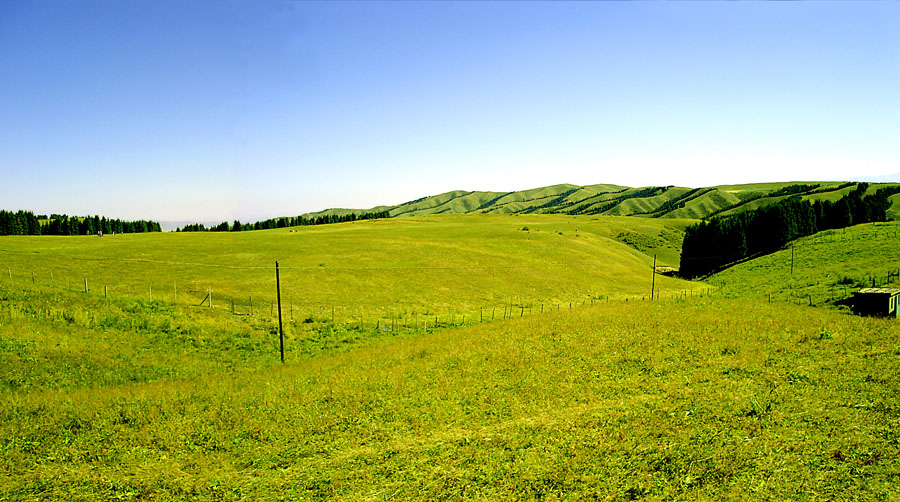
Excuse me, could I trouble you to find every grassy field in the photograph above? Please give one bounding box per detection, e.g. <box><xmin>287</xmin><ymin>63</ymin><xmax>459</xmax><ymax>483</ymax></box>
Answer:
<box><xmin>710</xmin><ymin>221</ymin><xmax>900</xmax><ymax>306</ymax></box>
<box><xmin>2</xmin><ymin>279</ymin><xmax>899</xmax><ymax>500</ymax></box>
<box><xmin>3</xmin><ymin>214</ymin><xmax>900</xmax><ymax>500</ymax></box>
<box><xmin>0</xmin><ymin>214</ymin><xmax>698</xmax><ymax>326</ymax></box>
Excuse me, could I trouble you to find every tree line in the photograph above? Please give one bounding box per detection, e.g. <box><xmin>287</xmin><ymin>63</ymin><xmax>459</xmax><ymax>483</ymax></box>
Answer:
<box><xmin>679</xmin><ymin>183</ymin><xmax>900</xmax><ymax>278</ymax></box>
<box><xmin>176</xmin><ymin>210</ymin><xmax>391</xmax><ymax>233</ymax></box>
<box><xmin>0</xmin><ymin>210</ymin><xmax>161</xmax><ymax>236</ymax></box>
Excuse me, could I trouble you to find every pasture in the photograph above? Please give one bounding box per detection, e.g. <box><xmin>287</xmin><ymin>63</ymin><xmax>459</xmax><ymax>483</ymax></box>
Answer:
<box><xmin>2</xmin><ymin>215</ymin><xmax>899</xmax><ymax>500</ymax></box>
<box><xmin>0</xmin><ymin>214</ymin><xmax>698</xmax><ymax>327</ymax></box>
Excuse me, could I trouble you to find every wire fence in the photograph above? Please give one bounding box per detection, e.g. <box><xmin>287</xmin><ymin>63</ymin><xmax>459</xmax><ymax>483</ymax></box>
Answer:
<box><xmin>4</xmin><ymin>221</ymin><xmax>899</xmax><ymax>332</ymax></box>
<box><xmin>0</xmin><ymin>257</ymin><xmax>718</xmax><ymax>335</ymax></box>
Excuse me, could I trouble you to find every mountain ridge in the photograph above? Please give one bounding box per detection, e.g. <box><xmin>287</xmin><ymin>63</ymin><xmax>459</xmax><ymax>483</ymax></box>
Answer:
<box><xmin>303</xmin><ymin>181</ymin><xmax>900</xmax><ymax>222</ymax></box>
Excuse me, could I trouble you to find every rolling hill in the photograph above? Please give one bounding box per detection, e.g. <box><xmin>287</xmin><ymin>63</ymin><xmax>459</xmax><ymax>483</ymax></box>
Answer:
<box><xmin>3</xmin><ymin>211</ymin><xmax>900</xmax><ymax>500</ymax></box>
<box><xmin>709</xmin><ymin>220</ymin><xmax>900</xmax><ymax>306</ymax></box>
<box><xmin>3</xmin><ymin>257</ymin><xmax>899</xmax><ymax>500</ymax></box>
<box><xmin>0</xmin><ymin>214</ymin><xmax>700</xmax><ymax>328</ymax></box>
<box><xmin>304</xmin><ymin>181</ymin><xmax>900</xmax><ymax>222</ymax></box>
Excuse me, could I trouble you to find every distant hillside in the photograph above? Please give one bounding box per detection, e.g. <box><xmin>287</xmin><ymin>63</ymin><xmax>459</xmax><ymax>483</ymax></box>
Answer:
<box><xmin>303</xmin><ymin>182</ymin><xmax>900</xmax><ymax>221</ymax></box>
<box><xmin>709</xmin><ymin>220</ymin><xmax>900</xmax><ymax>306</ymax></box>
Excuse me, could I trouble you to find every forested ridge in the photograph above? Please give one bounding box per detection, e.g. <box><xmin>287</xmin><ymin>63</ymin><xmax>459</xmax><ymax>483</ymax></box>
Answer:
<box><xmin>176</xmin><ymin>210</ymin><xmax>391</xmax><ymax>232</ymax></box>
<box><xmin>0</xmin><ymin>211</ymin><xmax>161</xmax><ymax>236</ymax></box>
<box><xmin>679</xmin><ymin>183</ymin><xmax>900</xmax><ymax>278</ymax></box>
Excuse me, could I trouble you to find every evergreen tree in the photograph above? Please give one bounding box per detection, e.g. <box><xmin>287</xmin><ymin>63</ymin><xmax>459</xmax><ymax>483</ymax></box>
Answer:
<box><xmin>680</xmin><ymin>184</ymin><xmax>900</xmax><ymax>278</ymax></box>
<box><xmin>80</xmin><ymin>217</ymin><xmax>95</xmax><ymax>235</ymax></box>
<box><xmin>0</xmin><ymin>211</ymin><xmax>13</xmax><ymax>235</ymax></box>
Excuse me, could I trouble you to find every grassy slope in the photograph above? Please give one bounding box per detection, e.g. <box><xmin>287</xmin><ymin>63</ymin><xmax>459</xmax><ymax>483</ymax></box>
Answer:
<box><xmin>715</xmin><ymin>183</ymin><xmax>850</xmax><ymax>218</ymax></box>
<box><xmin>663</xmin><ymin>189</ymin><xmax>742</xmax><ymax>219</ymax></box>
<box><xmin>3</xmin><ymin>279</ymin><xmax>899</xmax><ymax>500</ymax></box>
<box><xmin>604</xmin><ymin>188</ymin><xmax>692</xmax><ymax>216</ymax></box>
<box><xmin>329</xmin><ymin>182</ymin><xmax>900</xmax><ymax>221</ymax></box>
<box><xmin>293</xmin><ymin>183</ymin><xmax>900</xmax><ymax>225</ymax></box>
<box><xmin>4</xmin><ymin>216</ymin><xmax>900</xmax><ymax>500</ymax></box>
<box><xmin>0</xmin><ymin>215</ymin><xmax>697</xmax><ymax>325</ymax></box>
<box><xmin>296</xmin><ymin>182</ymin><xmax>900</xmax><ymax>227</ymax></box>
<box><xmin>710</xmin><ymin>221</ymin><xmax>900</xmax><ymax>305</ymax></box>
<box><xmin>292</xmin><ymin>181</ymin><xmax>900</xmax><ymax>226</ymax></box>
<box><xmin>888</xmin><ymin>193</ymin><xmax>900</xmax><ymax>220</ymax></box>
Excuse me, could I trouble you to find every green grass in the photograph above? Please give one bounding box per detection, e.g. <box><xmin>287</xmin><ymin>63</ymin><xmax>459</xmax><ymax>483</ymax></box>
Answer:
<box><xmin>3</xmin><ymin>278</ymin><xmax>899</xmax><ymax>500</ymax></box>
<box><xmin>323</xmin><ymin>181</ymin><xmax>900</xmax><ymax>221</ymax></box>
<box><xmin>4</xmin><ymin>214</ymin><xmax>900</xmax><ymax>500</ymax></box>
<box><xmin>887</xmin><ymin>193</ymin><xmax>900</xmax><ymax>221</ymax></box>
<box><xmin>0</xmin><ymin>214</ymin><xmax>699</xmax><ymax>326</ymax></box>
<box><xmin>604</xmin><ymin>188</ymin><xmax>691</xmax><ymax>216</ymax></box>
<box><xmin>710</xmin><ymin>221</ymin><xmax>900</xmax><ymax>305</ymax></box>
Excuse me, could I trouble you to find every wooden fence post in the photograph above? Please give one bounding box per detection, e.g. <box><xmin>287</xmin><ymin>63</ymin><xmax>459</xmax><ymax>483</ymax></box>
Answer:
<box><xmin>276</xmin><ymin>261</ymin><xmax>284</xmax><ymax>363</ymax></box>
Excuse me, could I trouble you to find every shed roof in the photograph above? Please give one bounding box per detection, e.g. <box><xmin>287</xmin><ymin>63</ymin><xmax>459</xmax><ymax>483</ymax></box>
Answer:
<box><xmin>856</xmin><ymin>288</ymin><xmax>900</xmax><ymax>295</ymax></box>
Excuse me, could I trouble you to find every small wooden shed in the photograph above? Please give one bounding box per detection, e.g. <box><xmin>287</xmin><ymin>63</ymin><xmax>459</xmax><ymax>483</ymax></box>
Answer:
<box><xmin>852</xmin><ymin>288</ymin><xmax>900</xmax><ymax>317</ymax></box>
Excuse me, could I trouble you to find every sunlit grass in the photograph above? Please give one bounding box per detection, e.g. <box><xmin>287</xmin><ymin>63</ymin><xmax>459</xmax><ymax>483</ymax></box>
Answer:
<box><xmin>3</xmin><ymin>215</ymin><xmax>899</xmax><ymax>500</ymax></box>
<box><xmin>0</xmin><ymin>214</ymin><xmax>699</xmax><ymax>323</ymax></box>
<box><xmin>2</xmin><ymin>280</ymin><xmax>898</xmax><ymax>500</ymax></box>
<box><xmin>711</xmin><ymin>221</ymin><xmax>900</xmax><ymax>306</ymax></box>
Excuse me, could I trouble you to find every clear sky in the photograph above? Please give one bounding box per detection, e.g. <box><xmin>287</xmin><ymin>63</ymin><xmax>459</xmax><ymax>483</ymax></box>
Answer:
<box><xmin>2</xmin><ymin>1</ymin><xmax>899</xmax><ymax>222</ymax></box>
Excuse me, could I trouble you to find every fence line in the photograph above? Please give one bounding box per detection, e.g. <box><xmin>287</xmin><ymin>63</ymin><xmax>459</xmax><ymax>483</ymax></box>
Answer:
<box><xmin>4</xmin><ymin>260</ymin><xmax>895</xmax><ymax>365</ymax></box>
<box><xmin>6</xmin><ymin>259</ymin><xmax>898</xmax><ymax>317</ymax></box>
<box><xmin>4</xmin><ymin>221</ymin><xmax>900</xmax><ymax>343</ymax></box>
<box><xmin>0</xmin><ymin>262</ymin><xmax>729</xmax><ymax>330</ymax></box>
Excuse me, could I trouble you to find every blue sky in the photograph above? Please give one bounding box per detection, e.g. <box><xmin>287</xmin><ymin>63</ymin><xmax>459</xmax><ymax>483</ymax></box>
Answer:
<box><xmin>1</xmin><ymin>1</ymin><xmax>899</xmax><ymax>222</ymax></box>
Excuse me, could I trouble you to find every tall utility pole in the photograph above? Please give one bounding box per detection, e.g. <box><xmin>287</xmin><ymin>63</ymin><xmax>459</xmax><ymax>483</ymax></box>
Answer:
<box><xmin>650</xmin><ymin>254</ymin><xmax>657</xmax><ymax>300</ymax></box>
<box><xmin>276</xmin><ymin>261</ymin><xmax>285</xmax><ymax>363</ymax></box>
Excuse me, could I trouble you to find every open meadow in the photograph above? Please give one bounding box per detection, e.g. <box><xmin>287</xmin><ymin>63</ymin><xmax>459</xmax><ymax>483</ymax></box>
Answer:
<box><xmin>2</xmin><ymin>216</ymin><xmax>900</xmax><ymax>500</ymax></box>
<box><xmin>0</xmin><ymin>214</ymin><xmax>698</xmax><ymax>326</ymax></box>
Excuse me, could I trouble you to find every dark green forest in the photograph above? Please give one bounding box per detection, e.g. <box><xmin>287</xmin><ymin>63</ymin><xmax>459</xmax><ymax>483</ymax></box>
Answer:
<box><xmin>679</xmin><ymin>183</ymin><xmax>900</xmax><ymax>278</ymax></box>
<box><xmin>176</xmin><ymin>210</ymin><xmax>391</xmax><ymax>232</ymax></box>
<box><xmin>0</xmin><ymin>211</ymin><xmax>161</xmax><ymax>236</ymax></box>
